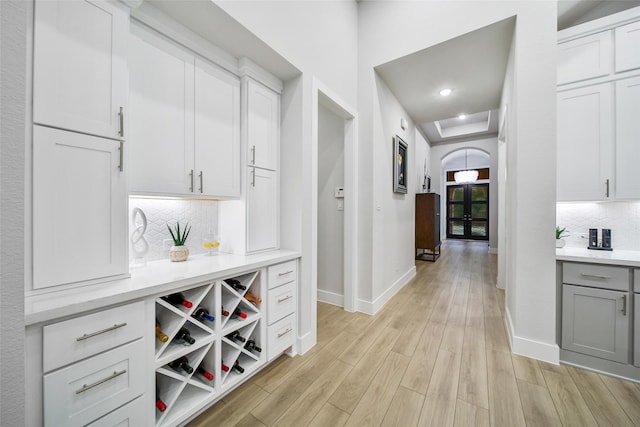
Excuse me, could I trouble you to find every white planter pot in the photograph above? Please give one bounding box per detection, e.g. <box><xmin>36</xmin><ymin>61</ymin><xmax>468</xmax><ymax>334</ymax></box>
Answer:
<box><xmin>555</xmin><ymin>239</ymin><xmax>566</xmax><ymax>248</ymax></box>
<box><xmin>169</xmin><ymin>245</ymin><xmax>189</xmax><ymax>262</ymax></box>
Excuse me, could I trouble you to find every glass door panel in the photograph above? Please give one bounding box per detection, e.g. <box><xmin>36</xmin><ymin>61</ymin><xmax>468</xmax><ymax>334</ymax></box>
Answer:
<box><xmin>446</xmin><ymin>183</ymin><xmax>489</xmax><ymax>240</ymax></box>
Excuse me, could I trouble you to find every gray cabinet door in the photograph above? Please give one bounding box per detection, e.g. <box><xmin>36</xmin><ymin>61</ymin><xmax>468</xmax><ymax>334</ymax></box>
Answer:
<box><xmin>635</xmin><ymin>294</ymin><xmax>640</xmax><ymax>367</ymax></box>
<box><xmin>562</xmin><ymin>284</ymin><xmax>630</xmax><ymax>363</ymax></box>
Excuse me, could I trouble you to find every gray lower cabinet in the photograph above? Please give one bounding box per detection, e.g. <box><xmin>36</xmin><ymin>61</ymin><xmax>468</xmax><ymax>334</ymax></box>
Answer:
<box><xmin>562</xmin><ymin>284</ymin><xmax>630</xmax><ymax>364</ymax></box>
<box><xmin>635</xmin><ymin>294</ymin><xmax>640</xmax><ymax>367</ymax></box>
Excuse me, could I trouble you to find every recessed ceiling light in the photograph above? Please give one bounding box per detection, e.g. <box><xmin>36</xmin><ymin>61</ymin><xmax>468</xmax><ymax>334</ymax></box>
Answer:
<box><xmin>458</xmin><ymin>114</ymin><xmax>466</xmax><ymax>119</ymax></box>
<box><xmin>439</xmin><ymin>88</ymin><xmax>453</xmax><ymax>97</ymax></box>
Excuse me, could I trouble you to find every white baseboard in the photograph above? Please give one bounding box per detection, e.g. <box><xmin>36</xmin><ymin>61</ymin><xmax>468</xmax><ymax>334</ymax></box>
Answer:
<box><xmin>317</xmin><ymin>289</ymin><xmax>344</xmax><ymax>307</ymax></box>
<box><xmin>357</xmin><ymin>266</ymin><xmax>416</xmax><ymax>315</ymax></box>
<box><xmin>505</xmin><ymin>307</ymin><xmax>560</xmax><ymax>364</ymax></box>
<box><xmin>488</xmin><ymin>247</ymin><xmax>498</xmax><ymax>254</ymax></box>
<box><xmin>297</xmin><ymin>331</ymin><xmax>315</xmax><ymax>355</ymax></box>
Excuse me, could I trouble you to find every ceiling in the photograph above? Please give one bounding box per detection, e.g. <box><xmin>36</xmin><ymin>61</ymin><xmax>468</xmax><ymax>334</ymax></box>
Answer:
<box><xmin>376</xmin><ymin>1</ymin><xmax>640</xmax><ymax>144</ymax></box>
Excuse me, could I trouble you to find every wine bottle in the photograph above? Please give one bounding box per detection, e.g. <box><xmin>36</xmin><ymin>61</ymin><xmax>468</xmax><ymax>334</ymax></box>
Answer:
<box><xmin>197</xmin><ymin>365</ymin><xmax>214</xmax><ymax>381</ymax></box>
<box><xmin>155</xmin><ymin>320</ymin><xmax>169</xmax><ymax>343</ymax></box>
<box><xmin>168</xmin><ymin>356</ymin><xmax>194</xmax><ymax>374</ymax></box>
<box><xmin>225</xmin><ymin>278</ymin><xmax>247</xmax><ymax>292</ymax></box>
<box><xmin>192</xmin><ymin>306</ymin><xmax>215</xmax><ymax>323</ymax></box>
<box><xmin>156</xmin><ymin>386</ymin><xmax>167</xmax><ymax>412</ymax></box>
<box><xmin>162</xmin><ymin>292</ymin><xmax>193</xmax><ymax>309</ymax></box>
<box><xmin>232</xmin><ymin>360</ymin><xmax>245</xmax><ymax>374</ymax></box>
<box><xmin>221</xmin><ymin>306</ymin><xmax>230</xmax><ymax>317</ymax></box>
<box><xmin>245</xmin><ymin>293</ymin><xmax>262</xmax><ymax>304</ymax></box>
<box><xmin>228</xmin><ymin>330</ymin><xmax>246</xmax><ymax>343</ymax></box>
<box><xmin>174</xmin><ymin>327</ymin><xmax>195</xmax><ymax>345</ymax></box>
<box><xmin>245</xmin><ymin>339</ymin><xmax>262</xmax><ymax>353</ymax></box>
<box><xmin>221</xmin><ymin>361</ymin><xmax>230</xmax><ymax>372</ymax></box>
<box><xmin>231</xmin><ymin>308</ymin><xmax>247</xmax><ymax>320</ymax></box>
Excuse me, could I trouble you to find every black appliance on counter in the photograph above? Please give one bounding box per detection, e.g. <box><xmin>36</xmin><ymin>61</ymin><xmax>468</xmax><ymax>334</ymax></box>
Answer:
<box><xmin>588</xmin><ymin>228</ymin><xmax>613</xmax><ymax>251</ymax></box>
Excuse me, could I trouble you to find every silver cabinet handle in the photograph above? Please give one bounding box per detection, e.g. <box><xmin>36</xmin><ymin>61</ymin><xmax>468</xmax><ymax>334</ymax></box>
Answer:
<box><xmin>251</xmin><ymin>168</ymin><xmax>255</xmax><ymax>187</ymax></box>
<box><xmin>621</xmin><ymin>294</ymin><xmax>627</xmax><ymax>316</ymax></box>
<box><xmin>75</xmin><ymin>369</ymin><xmax>127</xmax><ymax>394</ymax></box>
<box><xmin>278</xmin><ymin>270</ymin><xmax>294</xmax><ymax>277</ymax></box>
<box><xmin>199</xmin><ymin>171</ymin><xmax>203</xmax><ymax>193</ymax></box>
<box><xmin>277</xmin><ymin>328</ymin><xmax>293</xmax><ymax>338</ymax></box>
<box><xmin>118</xmin><ymin>107</ymin><xmax>124</xmax><ymax>138</ymax></box>
<box><xmin>118</xmin><ymin>140</ymin><xmax>124</xmax><ymax>172</ymax></box>
<box><xmin>606</xmin><ymin>178</ymin><xmax>610</xmax><ymax>198</ymax></box>
<box><xmin>251</xmin><ymin>145</ymin><xmax>256</xmax><ymax>165</ymax></box>
<box><xmin>277</xmin><ymin>295</ymin><xmax>293</xmax><ymax>303</ymax></box>
<box><xmin>580</xmin><ymin>273</ymin><xmax>611</xmax><ymax>279</ymax></box>
<box><xmin>76</xmin><ymin>322</ymin><xmax>128</xmax><ymax>341</ymax></box>
<box><xmin>189</xmin><ymin>170</ymin><xmax>194</xmax><ymax>192</ymax></box>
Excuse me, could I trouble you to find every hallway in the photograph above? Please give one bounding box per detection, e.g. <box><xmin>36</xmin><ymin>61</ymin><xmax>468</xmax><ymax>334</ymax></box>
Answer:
<box><xmin>189</xmin><ymin>240</ymin><xmax>640</xmax><ymax>426</ymax></box>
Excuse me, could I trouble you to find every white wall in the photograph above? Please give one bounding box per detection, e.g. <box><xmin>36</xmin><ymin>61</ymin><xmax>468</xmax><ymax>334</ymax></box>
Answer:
<box><xmin>415</xmin><ymin>130</ymin><xmax>431</xmax><ymax>193</ymax></box>
<box><xmin>1</xmin><ymin>1</ymin><xmax>27</xmax><ymax>424</ymax></box>
<box><xmin>359</xmin><ymin>1</ymin><xmax>558</xmax><ymax>362</ymax></box>
<box><xmin>431</xmin><ymin>138</ymin><xmax>499</xmax><ymax>250</ymax></box>
<box><xmin>317</xmin><ymin>104</ymin><xmax>345</xmax><ymax>305</ymax></box>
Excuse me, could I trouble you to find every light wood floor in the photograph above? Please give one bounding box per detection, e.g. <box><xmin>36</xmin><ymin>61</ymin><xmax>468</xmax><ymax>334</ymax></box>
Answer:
<box><xmin>189</xmin><ymin>240</ymin><xmax>640</xmax><ymax>427</ymax></box>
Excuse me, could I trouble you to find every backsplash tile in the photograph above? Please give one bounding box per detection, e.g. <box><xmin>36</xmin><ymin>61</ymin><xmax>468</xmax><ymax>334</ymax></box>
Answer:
<box><xmin>128</xmin><ymin>198</ymin><xmax>218</xmax><ymax>262</ymax></box>
<box><xmin>557</xmin><ymin>202</ymin><xmax>640</xmax><ymax>251</ymax></box>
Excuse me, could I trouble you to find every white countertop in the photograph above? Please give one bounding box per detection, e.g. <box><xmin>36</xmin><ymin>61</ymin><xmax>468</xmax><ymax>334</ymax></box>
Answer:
<box><xmin>556</xmin><ymin>247</ymin><xmax>640</xmax><ymax>267</ymax></box>
<box><xmin>25</xmin><ymin>250</ymin><xmax>300</xmax><ymax>325</ymax></box>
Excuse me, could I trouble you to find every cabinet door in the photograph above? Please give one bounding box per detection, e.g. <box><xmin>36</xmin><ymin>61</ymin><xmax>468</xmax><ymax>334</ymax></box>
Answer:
<box><xmin>615</xmin><ymin>20</ymin><xmax>640</xmax><ymax>73</ymax></box>
<box><xmin>33</xmin><ymin>0</ymin><xmax>128</xmax><ymax>139</ymax></box>
<box><xmin>557</xmin><ymin>31</ymin><xmax>612</xmax><ymax>85</ymax></box>
<box><xmin>635</xmin><ymin>294</ymin><xmax>640</xmax><ymax>367</ymax></box>
<box><xmin>194</xmin><ymin>58</ymin><xmax>241</xmax><ymax>198</ymax></box>
<box><xmin>615</xmin><ymin>76</ymin><xmax>640</xmax><ymax>199</ymax></box>
<box><xmin>557</xmin><ymin>84</ymin><xmax>614</xmax><ymax>201</ymax></box>
<box><xmin>33</xmin><ymin>126</ymin><xmax>127</xmax><ymax>289</ymax></box>
<box><xmin>562</xmin><ymin>284</ymin><xmax>629</xmax><ymax>364</ymax></box>
<box><xmin>247</xmin><ymin>79</ymin><xmax>279</xmax><ymax>170</ymax></box>
<box><xmin>247</xmin><ymin>168</ymin><xmax>278</xmax><ymax>252</ymax></box>
<box><xmin>128</xmin><ymin>26</ymin><xmax>195</xmax><ymax>196</ymax></box>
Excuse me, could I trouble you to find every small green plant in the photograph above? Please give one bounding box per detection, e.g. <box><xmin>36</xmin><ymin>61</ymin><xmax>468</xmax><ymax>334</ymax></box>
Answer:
<box><xmin>556</xmin><ymin>226</ymin><xmax>568</xmax><ymax>239</ymax></box>
<box><xmin>167</xmin><ymin>221</ymin><xmax>191</xmax><ymax>246</ymax></box>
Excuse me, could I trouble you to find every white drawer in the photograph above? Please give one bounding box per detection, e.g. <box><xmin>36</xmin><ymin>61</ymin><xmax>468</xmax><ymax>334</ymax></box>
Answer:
<box><xmin>268</xmin><ymin>314</ymin><xmax>295</xmax><ymax>361</ymax></box>
<box><xmin>562</xmin><ymin>262</ymin><xmax>629</xmax><ymax>291</ymax></box>
<box><xmin>43</xmin><ymin>301</ymin><xmax>145</xmax><ymax>372</ymax></box>
<box><xmin>268</xmin><ymin>260</ymin><xmax>297</xmax><ymax>289</ymax></box>
<box><xmin>44</xmin><ymin>339</ymin><xmax>146</xmax><ymax>427</ymax></box>
<box><xmin>86</xmin><ymin>395</ymin><xmax>148</xmax><ymax>427</ymax></box>
<box><xmin>268</xmin><ymin>281</ymin><xmax>296</xmax><ymax>325</ymax></box>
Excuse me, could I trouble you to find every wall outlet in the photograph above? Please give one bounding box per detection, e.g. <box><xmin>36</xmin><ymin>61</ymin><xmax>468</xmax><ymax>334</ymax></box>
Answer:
<box><xmin>163</xmin><ymin>239</ymin><xmax>174</xmax><ymax>250</ymax></box>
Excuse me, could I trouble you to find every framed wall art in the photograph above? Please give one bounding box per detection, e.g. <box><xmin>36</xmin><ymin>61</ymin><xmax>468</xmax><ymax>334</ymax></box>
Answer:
<box><xmin>393</xmin><ymin>135</ymin><xmax>408</xmax><ymax>194</ymax></box>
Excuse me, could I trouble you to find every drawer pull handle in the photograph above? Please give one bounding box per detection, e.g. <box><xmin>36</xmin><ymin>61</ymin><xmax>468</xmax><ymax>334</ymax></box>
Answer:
<box><xmin>278</xmin><ymin>270</ymin><xmax>294</xmax><ymax>277</ymax></box>
<box><xmin>277</xmin><ymin>295</ymin><xmax>293</xmax><ymax>303</ymax></box>
<box><xmin>277</xmin><ymin>328</ymin><xmax>293</xmax><ymax>338</ymax></box>
<box><xmin>621</xmin><ymin>295</ymin><xmax>627</xmax><ymax>316</ymax></box>
<box><xmin>580</xmin><ymin>273</ymin><xmax>611</xmax><ymax>280</ymax></box>
<box><xmin>76</xmin><ymin>322</ymin><xmax>128</xmax><ymax>342</ymax></box>
<box><xmin>75</xmin><ymin>369</ymin><xmax>127</xmax><ymax>394</ymax></box>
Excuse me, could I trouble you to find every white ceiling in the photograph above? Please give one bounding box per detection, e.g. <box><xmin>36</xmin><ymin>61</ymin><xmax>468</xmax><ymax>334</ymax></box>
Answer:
<box><xmin>375</xmin><ymin>16</ymin><xmax>515</xmax><ymax>143</ymax></box>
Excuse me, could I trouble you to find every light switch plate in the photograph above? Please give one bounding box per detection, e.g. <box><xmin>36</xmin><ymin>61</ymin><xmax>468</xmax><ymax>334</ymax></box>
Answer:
<box><xmin>334</xmin><ymin>187</ymin><xmax>344</xmax><ymax>198</ymax></box>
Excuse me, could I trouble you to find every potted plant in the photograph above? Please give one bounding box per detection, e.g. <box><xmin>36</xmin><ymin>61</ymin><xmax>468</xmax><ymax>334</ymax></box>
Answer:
<box><xmin>556</xmin><ymin>226</ymin><xmax>568</xmax><ymax>248</ymax></box>
<box><xmin>167</xmin><ymin>221</ymin><xmax>191</xmax><ymax>262</ymax></box>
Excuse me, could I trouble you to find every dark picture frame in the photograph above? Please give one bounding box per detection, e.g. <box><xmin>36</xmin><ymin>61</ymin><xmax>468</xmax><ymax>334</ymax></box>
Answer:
<box><xmin>393</xmin><ymin>135</ymin><xmax>408</xmax><ymax>193</ymax></box>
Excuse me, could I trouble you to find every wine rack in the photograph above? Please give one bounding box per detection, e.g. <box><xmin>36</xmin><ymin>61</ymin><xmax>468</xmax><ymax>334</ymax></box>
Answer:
<box><xmin>154</xmin><ymin>271</ymin><xmax>265</xmax><ymax>426</ymax></box>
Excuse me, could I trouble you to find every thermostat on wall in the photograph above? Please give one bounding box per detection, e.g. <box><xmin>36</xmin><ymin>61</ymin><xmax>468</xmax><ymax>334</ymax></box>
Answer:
<box><xmin>334</xmin><ymin>187</ymin><xmax>344</xmax><ymax>198</ymax></box>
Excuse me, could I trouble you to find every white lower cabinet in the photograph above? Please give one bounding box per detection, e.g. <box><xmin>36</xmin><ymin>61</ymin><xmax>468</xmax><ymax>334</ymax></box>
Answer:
<box><xmin>44</xmin><ymin>339</ymin><xmax>146</xmax><ymax>427</ymax></box>
<box><xmin>32</xmin><ymin>125</ymin><xmax>128</xmax><ymax>289</ymax></box>
<box><xmin>86</xmin><ymin>396</ymin><xmax>147</xmax><ymax>427</ymax></box>
<box><xmin>267</xmin><ymin>314</ymin><xmax>296</xmax><ymax>361</ymax></box>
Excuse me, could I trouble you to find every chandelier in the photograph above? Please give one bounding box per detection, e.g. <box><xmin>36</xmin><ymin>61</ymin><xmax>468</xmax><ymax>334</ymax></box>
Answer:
<box><xmin>454</xmin><ymin>149</ymin><xmax>479</xmax><ymax>184</ymax></box>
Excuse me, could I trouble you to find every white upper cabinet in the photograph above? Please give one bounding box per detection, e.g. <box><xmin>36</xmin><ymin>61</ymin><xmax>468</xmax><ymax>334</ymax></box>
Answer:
<box><xmin>246</xmin><ymin>79</ymin><xmax>279</xmax><ymax>170</ymax></box>
<box><xmin>615</xmin><ymin>76</ymin><xmax>640</xmax><ymax>199</ymax></box>
<box><xmin>128</xmin><ymin>27</ymin><xmax>195</xmax><ymax>196</ymax></box>
<box><xmin>557</xmin><ymin>31</ymin><xmax>612</xmax><ymax>85</ymax></box>
<box><xmin>128</xmin><ymin>25</ymin><xmax>240</xmax><ymax>198</ymax></box>
<box><xmin>33</xmin><ymin>0</ymin><xmax>128</xmax><ymax>140</ymax></box>
<box><xmin>615</xmin><ymin>21</ymin><xmax>640</xmax><ymax>73</ymax></box>
<box><xmin>32</xmin><ymin>126</ymin><xmax>127</xmax><ymax>289</ymax></box>
<box><xmin>195</xmin><ymin>58</ymin><xmax>241</xmax><ymax>198</ymax></box>
<box><xmin>557</xmin><ymin>84</ymin><xmax>614</xmax><ymax>201</ymax></box>
<box><xmin>247</xmin><ymin>168</ymin><xmax>278</xmax><ymax>252</ymax></box>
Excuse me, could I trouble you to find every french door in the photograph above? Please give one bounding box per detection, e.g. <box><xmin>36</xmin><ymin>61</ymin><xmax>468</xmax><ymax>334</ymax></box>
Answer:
<box><xmin>446</xmin><ymin>183</ymin><xmax>489</xmax><ymax>240</ymax></box>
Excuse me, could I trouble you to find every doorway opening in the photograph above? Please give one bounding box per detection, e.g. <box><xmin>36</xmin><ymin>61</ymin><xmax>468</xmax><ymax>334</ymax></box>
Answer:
<box><xmin>446</xmin><ymin>183</ymin><xmax>489</xmax><ymax>240</ymax></box>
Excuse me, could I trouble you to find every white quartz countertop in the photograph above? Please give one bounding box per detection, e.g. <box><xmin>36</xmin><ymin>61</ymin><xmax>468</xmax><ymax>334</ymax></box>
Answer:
<box><xmin>25</xmin><ymin>250</ymin><xmax>300</xmax><ymax>325</ymax></box>
<box><xmin>556</xmin><ymin>247</ymin><xmax>640</xmax><ymax>267</ymax></box>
